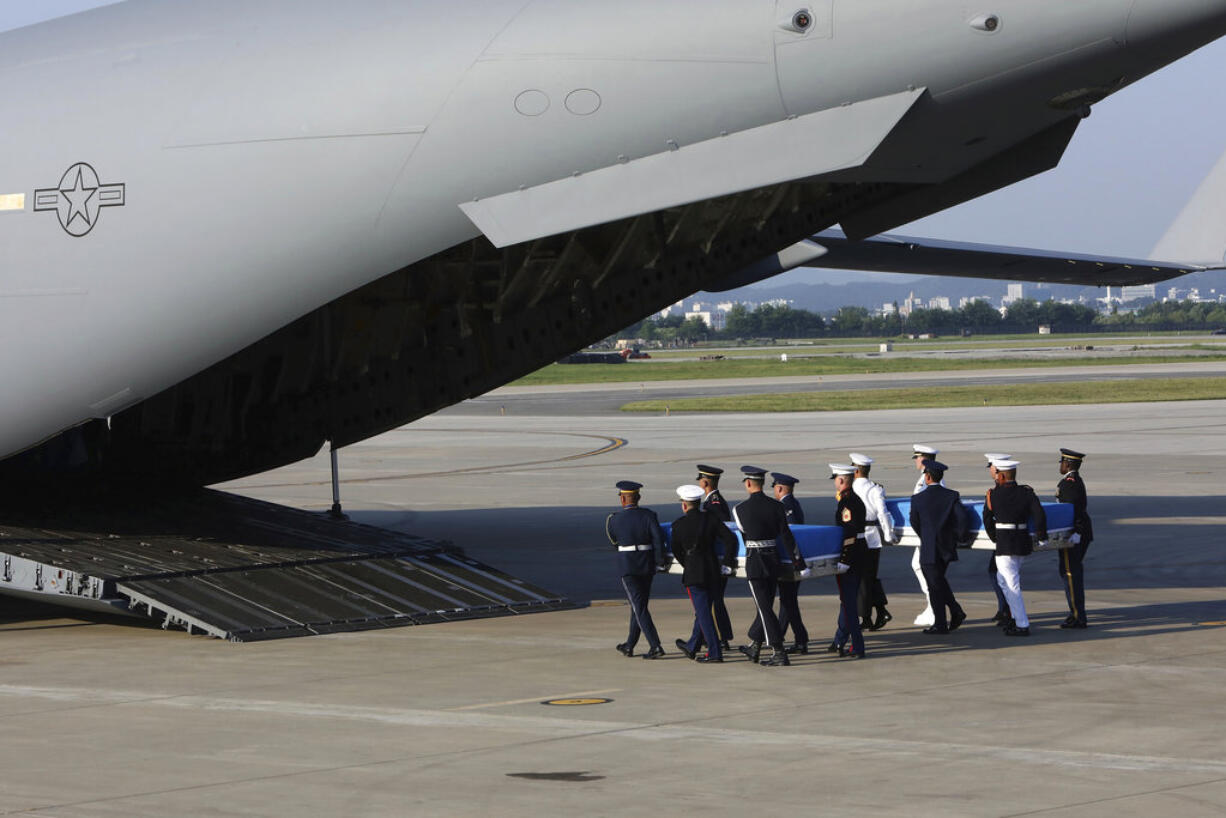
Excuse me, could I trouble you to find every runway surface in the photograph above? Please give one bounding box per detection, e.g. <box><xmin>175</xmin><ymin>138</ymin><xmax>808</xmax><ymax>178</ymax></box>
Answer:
<box><xmin>3</xmin><ymin>393</ymin><xmax>1226</xmax><ymax>816</ymax></box>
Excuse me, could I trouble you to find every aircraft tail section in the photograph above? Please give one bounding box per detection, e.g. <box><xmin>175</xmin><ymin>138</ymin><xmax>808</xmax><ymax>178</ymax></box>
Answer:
<box><xmin>1151</xmin><ymin>149</ymin><xmax>1226</xmax><ymax>266</ymax></box>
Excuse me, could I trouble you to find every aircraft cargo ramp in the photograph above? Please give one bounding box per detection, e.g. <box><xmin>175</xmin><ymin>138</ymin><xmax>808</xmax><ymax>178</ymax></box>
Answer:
<box><xmin>0</xmin><ymin>491</ymin><xmax>576</xmax><ymax>641</ymax></box>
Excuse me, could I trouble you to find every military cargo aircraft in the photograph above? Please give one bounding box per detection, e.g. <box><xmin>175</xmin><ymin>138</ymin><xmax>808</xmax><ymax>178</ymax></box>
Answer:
<box><xmin>3</xmin><ymin>0</ymin><xmax>1226</xmax><ymax>487</ymax></box>
<box><xmin>4</xmin><ymin>0</ymin><xmax>1226</xmax><ymax>638</ymax></box>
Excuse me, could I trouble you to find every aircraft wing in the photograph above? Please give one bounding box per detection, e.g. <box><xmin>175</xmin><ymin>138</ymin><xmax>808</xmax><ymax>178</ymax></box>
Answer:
<box><xmin>806</xmin><ymin>230</ymin><xmax>1217</xmax><ymax>286</ymax></box>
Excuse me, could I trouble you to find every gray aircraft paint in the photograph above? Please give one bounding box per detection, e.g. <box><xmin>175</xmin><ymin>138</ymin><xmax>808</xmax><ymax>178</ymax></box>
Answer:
<box><xmin>2</xmin><ymin>0</ymin><xmax>1226</xmax><ymax>466</ymax></box>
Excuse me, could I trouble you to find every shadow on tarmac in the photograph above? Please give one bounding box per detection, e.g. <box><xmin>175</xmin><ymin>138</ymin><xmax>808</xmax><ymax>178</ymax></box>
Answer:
<box><xmin>353</xmin><ymin>493</ymin><xmax>1226</xmax><ymax>602</ymax></box>
<box><xmin>1</xmin><ymin>493</ymin><xmax>1220</xmax><ymax>638</ymax></box>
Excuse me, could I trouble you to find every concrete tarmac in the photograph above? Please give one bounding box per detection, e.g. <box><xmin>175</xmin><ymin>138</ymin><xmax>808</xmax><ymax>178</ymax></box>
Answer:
<box><xmin>3</xmin><ymin>398</ymin><xmax>1226</xmax><ymax>816</ymax></box>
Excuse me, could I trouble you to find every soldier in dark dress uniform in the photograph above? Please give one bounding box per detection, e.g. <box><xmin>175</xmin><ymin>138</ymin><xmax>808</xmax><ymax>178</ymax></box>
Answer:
<box><xmin>829</xmin><ymin>464</ymin><xmax>869</xmax><ymax>658</ymax></box>
<box><xmin>605</xmin><ymin>480</ymin><xmax>667</xmax><ymax>658</ymax></box>
<box><xmin>696</xmin><ymin>465</ymin><xmax>735</xmax><ymax>650</ymax></box>
<box><xmin>1056</xmin><ymin>448</ymin><xmax>1094</xmax><ymax>629</ymax></box>
<box><xmin>769</xmin><ymin>473</ymin><xmax>810</xmax><ymax>654</ymax></box>
<box><xmin>733</xmin><ymin>466</ymin><xmax>808</xmax><ymax>667</ymax></box>
<box><xmin>983</xmin><ymin>459</ymin><xmax>1048</xmax><ymax>637</ymax></box>
<box><xmin>671</xmin><ymin>484</ymin><xmax>740</xmax><ymax>662</ymax></box>
<box><xmin>909</xmin><ymin>460</ymin><xmax>971</xmax><ymax>634</ymax></box>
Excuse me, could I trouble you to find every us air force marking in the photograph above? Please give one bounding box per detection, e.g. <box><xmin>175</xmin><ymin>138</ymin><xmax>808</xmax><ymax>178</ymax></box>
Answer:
<box><xmin>34</xmin><ymin>163</ymin><xmax>126</xmax><ymax>237</ymax></box>
<box><xmin>541</xmin><ymin>697</ymin><xmax>613</xmax><ymax>707</ymax></box>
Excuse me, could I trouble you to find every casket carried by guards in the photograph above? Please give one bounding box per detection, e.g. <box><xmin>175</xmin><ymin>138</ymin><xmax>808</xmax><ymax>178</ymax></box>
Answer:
<box><xmin>661</xmin><ymin>501</ymin><xmax>1074</xmax><ymax>578</ymax></box>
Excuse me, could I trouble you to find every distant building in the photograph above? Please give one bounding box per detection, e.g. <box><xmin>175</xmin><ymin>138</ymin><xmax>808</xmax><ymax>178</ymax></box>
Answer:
<box><xmin>686</xmin><ymin>310</ymin><xmax>725</xmax><ymax>331</ymax></box>
<box><xmin>928</xmin><ymin>296</ymin><xmax>952</xmax><ymax>311</ymax></box>
<box><xmin>1120</xmin><ymin>284</ymin><xmax>1157</xmax><ymax>302</ymax></box>
<box><xmin>881</xmin><ymin>302</ymin><xmax>898</xmax><ymax>316</ymax></box>
<box><xmin>1002</xmin><ymin>283</ymin><xmax>1024</xmax><ymax>307</ymax></box>
<box><xmin>901</xmin><ymin>290</ymin><xmax>920</xmax><ymax>317</ymax></box>
<box><xmin>959</xmin><ymin>296</ymin><xmax>991</xmax><ymax>309</ymax></box>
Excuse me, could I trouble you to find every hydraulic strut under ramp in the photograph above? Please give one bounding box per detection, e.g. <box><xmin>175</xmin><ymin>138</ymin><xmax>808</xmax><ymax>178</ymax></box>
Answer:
<box><xmin>0</xmin><ymin>491</ymin><xmax>575</xmax><ymax>641</ymax></box>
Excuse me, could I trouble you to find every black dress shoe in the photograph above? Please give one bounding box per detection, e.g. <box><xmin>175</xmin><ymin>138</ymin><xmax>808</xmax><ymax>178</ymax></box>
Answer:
<box><xmin>642</xmin><ymin>645</ymin><xmax>666</xmax><ymax>659</ymax></box>
<box><xmin>784</xmin><ymin>641</ymin><xmax>809</xmax><ymax>655</ymax></box>
<box><xmin>1060</xmin><ymin>620</ymin><xmax>1088</xmax><ymax>629</ymax></box>
<box><xmin>922</xmin><ymin>626</ymin><xmax>950</xmax><ymax>635</ymax></box>
<box><xmin>949</xmin><ymin>611</ymin><xmax>967</xmax><ymax>631</ymax></box>
<box><xmin>839</xmin><ymin>646</ymin><xmax>865</xmax><ymax>659</ymax></box>
<box><xmin>696</xmin><ymin>654</ymin><xmax>723</xmax><ymax>663</ymax></box>
<box><xmin>738</xmin><ymin>642</ymin><xmax>762</xmax><ymax>664</ymax></box>
<box><xmin>826</xmin><ymin>641</ymin><xmax>841</xmax><ymax>653</ymax></box>
<box><xmin>860</xmin><ymin>616</ymin><xmax>875</xmax><ymax>632</ymax></box>
<box><xmin>675</xmin><ymin>638</ymin><xmax>696</xmax><ymax>659</ymax></box>
<box><xmin>871</xmin><ymin>608</ymin><xmax>893</xmax><ymax>631</ymax></box>
<box><xmin>996</xmin><ymin>616</ymin><xmax>1015</xmax><ymax>629</ymax></box>
<box><xmin>992</xmin><ymin>611</ymin><xmax>1009</xmax><ymax>624</ymax></box>
<box><xmin>762</xmin><ymin>648</ymin><xmax>790</xmax><ymax>666</ymax></box>
<box><xmin>1003</xmin><ymin>625</ymin><xmax>1030</xmax><ymax>637</ymax></box>
<box><xmin>719</xmin><ymin>640</ymin><xmax>732</xmax><ymax>652</ymax></box>
<box><xmin>616</xmin><ymin>643</ymin><xmax>633</xmax><ymax>657</ymax></box>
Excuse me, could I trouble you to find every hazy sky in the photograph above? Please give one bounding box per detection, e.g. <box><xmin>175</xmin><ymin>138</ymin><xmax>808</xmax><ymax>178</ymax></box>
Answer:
<box><xmin>5</xmin><ymin>1</ymin><xmax>1226</xmax><ymax>272</ymax></box>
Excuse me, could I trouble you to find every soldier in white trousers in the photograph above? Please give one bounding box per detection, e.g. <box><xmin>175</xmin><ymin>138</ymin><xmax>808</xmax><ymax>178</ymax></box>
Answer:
<box><xmin>909</xmin><ymin>444</ymin><xmax>943</xmax><ymax>627</ymax></box>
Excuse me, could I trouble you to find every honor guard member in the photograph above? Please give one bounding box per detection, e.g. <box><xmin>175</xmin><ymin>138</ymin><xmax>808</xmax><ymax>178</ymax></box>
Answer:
<box><xmin>984</xmin><ymin>453</ymin><xmax>1015</xmax><ymax>624</ymax></box>
<box><xmin>1056</xmin><ymin>448</ymin><xmax>1094</xmax><ymax>628</ymax></box>
<box><xmin>850</xmin><ymin>453</ymin><xmax>895</xmax><ymax>631</ymax></box>
<box><xmin>909</xmin><ymin>460</ymin><xmax>971</xmax><ymax>634</ymax></box>
<box><xmin>606</xmin><ymin>481</ymin><xmax>668</xmax><ymax>658</ymax></box>
<box><xmin>769</xmin><ymin>473</ymin><xmax>810</xmax><ymax>654</ymax></box>
<box><xmin>696</xmin><ymin>465</ymin><xmax>735</xmax><ymax>651</ymax></box>
<box><xmin>983</xmin><ymin>459</ymin><xmax>1048</xmax><ymax>637</ymax></box>
<box><xmin>671</xmin><ymin>484</ymin><xmax>740</xmax><ymax>663</ymax></box>
<box><xmin>734</xmin><ymin>466</ymin><xmax>809</xmax><ymax>666</ymax></box>
<box><xmin>909</xmin><ymin>444</ymin><xmax>944</xmax><ymax>627</ymax></box>
<box><xmin>829</xmin><ymin>464</ymin><xmax>869</xmax><ymax>658</ymax></box>
<box><xmin>697</xmin><ymin>465</ymin><xmax>732</xmax><ymax>522</ymax></box>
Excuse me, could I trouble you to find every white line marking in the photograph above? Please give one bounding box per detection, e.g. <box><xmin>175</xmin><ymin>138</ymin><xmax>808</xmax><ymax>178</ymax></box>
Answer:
<box><xmin>1</xmin><ymin>684</ymin><xmax>1224</xmax><ymax>775</ymax></box>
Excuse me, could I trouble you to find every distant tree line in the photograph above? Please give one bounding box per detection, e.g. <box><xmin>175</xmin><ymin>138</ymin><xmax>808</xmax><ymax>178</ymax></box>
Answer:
<box><xmin>1097</xmin><ymin>299</ymin><xmax>1226</xmax><ymax>328</ymax></box>
<box><xmin>612</xmin><ymin>299</ymin><xmax>1224</xmax><ymax>343</ymax></box>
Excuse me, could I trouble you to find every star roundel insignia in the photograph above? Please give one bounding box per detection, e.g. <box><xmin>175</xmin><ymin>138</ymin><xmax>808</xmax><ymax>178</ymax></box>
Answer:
<box><xmin>34</xmin><ymin>163</ymin><xmax>126</xmax><ymax>237</ymax></box>
<box><xmin>842</xmin><ymin>508</ymin><xmax>852</xmax><ymax>522</ymax></box>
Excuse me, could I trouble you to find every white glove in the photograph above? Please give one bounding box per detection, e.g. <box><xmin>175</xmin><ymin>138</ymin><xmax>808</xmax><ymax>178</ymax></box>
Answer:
<box><xmin>1069</xmin><ymin>533</ymin><xmax>1081</xmax><ymax>545</ymax></box>
<box><xmin>798</xmin><ymin>568</ymin><xmax>812</xmax><ymax>579</ymax></box>
<box><xmin>720</xmin><ymin>566</ymin><xmax>733</xmax><ymax>576</ymax></box>
<box><xmin>1037</xmin><ymin>540</ymin><xmax>1049</xmax><ymax>549</ymax></box>
<box><xmin>836</xmin><ymin>562</ymin><xmax>850</xmax><ymax>573</ymax></box>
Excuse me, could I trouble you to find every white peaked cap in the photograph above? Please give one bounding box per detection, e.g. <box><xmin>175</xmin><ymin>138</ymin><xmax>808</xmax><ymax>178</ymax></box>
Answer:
<box><xmin>984</xmin><ymin>453</ymin><xmax>1012</xmax><ymax>461</ymax></box>
<box><xmin>677</xmin><ymin>484</ymin><xmax>705</xmax><ymax>502</ymax></box>
<box><xmin>849</xmin><ymin>453</ymin><xmax>873</xmax><ymax>466</ymax></box>
<box><xmin>913</xmin><ymin>444</ymin><xmax>938</xmax><ymax>455</ymax></box>
<box><xmin>991</xmin><ymin>459</ymin><xmax>1020</xmax><ymax>471</ymax></box>
<box><xmin>828</xmin><ymin>463</ymin><xmax>856</xmax><ymax>476</ymax></box>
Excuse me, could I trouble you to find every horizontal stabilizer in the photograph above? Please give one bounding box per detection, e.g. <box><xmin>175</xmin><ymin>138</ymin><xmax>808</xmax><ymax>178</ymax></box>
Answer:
<box><xmin>460</xmin><ymin>89</ymin><xmax>925</xmax><ymax>248</ymax></box>
<box><xmin>1151</xmin><ymin>149</ymin><xmax>1226</xmax><ymax>265</ymax></box>
<box><xmin>805</xmin><ymin>230</ymin><xmax>1211</xmax><ymax>286</ymax></box>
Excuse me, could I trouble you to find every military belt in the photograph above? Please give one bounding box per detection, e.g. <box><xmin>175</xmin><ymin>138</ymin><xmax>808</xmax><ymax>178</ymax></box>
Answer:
<box><xmin>995</xmin><ymin>523</ymin><xmax>1025</xmax><ymax>530</ymax></box>
<box><xmin>744</xmin><ymin>539</ymin><xmax>776</xmax><ymax>549</ymax></box>
<box><xmin>617</xmin><ymin>545</ymin><xmax>653</xmax><ymax>552</ymax></box>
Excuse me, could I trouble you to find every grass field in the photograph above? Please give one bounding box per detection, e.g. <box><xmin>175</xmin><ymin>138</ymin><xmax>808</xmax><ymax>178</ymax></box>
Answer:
<box><xmin>641</xmin><ymin>336</ymin><xmax>1226</xmax><ymax>359</ymax></box>
<box><xmin>618</xmin><ymin>377</ymin><xmax>1226</xmax><ymax>413</ymax></box>
<box><xmin>512</xmin><ymin>351</ymin><xmax>1226</xmax><ymax>386</ymax></box>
